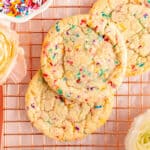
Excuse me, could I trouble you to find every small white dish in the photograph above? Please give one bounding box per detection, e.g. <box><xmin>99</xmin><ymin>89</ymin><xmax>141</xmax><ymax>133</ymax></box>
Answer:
<box><xmin>0</xmin><ymin>0</ymin><xmax>52</xmax><ymax>23</ymax></box>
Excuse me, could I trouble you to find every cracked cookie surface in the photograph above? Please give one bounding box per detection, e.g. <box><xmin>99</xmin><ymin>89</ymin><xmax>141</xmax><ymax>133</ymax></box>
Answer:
<box><xmin>90</xmin><ymin>0</ymin><xmax>150</xmax><ymax>76</ymax></box>
<box><xmin>25</xmin><ymin>71</ymin><xmax>114</xmax><ymax>141</ymax></box>
<box><xmin>41</xmin><ymin>15</ymin><xmax>127</xmax><ymax>103</ymax></box>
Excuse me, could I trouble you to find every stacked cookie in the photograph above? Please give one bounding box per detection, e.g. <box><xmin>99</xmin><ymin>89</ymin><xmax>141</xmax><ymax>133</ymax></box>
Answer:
<box><xmin>25</xmin><ymin>0</ymin><xmax>150</xmax><ymax>141</ymax></box>
<box><xmin>90</xmin><ymin>0</ymin><xmax>150</xmax><ymax>76</ymax></box>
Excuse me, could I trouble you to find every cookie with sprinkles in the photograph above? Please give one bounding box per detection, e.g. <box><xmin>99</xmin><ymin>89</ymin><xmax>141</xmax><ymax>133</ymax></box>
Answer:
<box><xmin>41</xmin><ymin>15</ymin><xmax>127</xmax><ymax>103</ymax></box>
<box><xmin>90</xmin><ymin>0</ymin><xmax>150</xmax><ymax>76</ymax></box>
<box><xmin>25</xmin><ymin>71</ymin><xmax>114</xmax><ymax>141</ymax></box>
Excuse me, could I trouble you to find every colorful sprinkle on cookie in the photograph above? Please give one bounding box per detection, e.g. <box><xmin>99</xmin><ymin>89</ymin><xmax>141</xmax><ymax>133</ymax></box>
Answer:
<box><xmin>143</xmin><ymin>13</ymin><xmax>149</xmax><ymax>18</ymax></box>
<box><xmin>56</xmin><ymin>22</ymin><xmax>60</xmax><ymax>32</ymax></box>
<box><xmin>90</xmin><ymin>0</ymin><xmax>150</xmax><ymax>76</ymax></box>
<box><xmin>25</xmin><ymin>71</ymin><xmax>114</xmax><ymax>141</ymax></box>
<box><xmin>41</xmin><ymin>15</ymin><xmax>127</xmax><ymax>103</ymax></box>
<box><xmin>101</xmin><ymin>12</ymin><xmax>111</xmax><ymax>18</ymax></box>
<box><xmin>75</xmin><ymin>126</ymin><xmax>80</xmax><ymax>131</ymax></box>
<box><xmin>95</xmin><ymin>105</ymin><xmax>103</xmax><ymax>109</ymax></box>
<box><xmin>57</xmin><ymin>88</ymin><xmax>63</xmax><ymax>95</ymax></box>
<box><xmin>137</xmin><ymin>62</ymin><xmax>145</xmax><ymax>67</ymax></box>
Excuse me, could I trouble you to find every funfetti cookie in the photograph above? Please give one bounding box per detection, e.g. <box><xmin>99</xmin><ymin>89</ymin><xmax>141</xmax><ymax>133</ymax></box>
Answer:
<box><xmin>25</xmin><ymin>71</ymin><xmax>114</xmax><ymax>141</ymax></box>
<box><xmin>41</xmin><ymin>15</ymin><xmax>127</xmax><ymax>103</ymax></box>
<box><xmin>90</xmin><ymin>0</ymin><xmax>150</xmax><ymax>76</ymax></box>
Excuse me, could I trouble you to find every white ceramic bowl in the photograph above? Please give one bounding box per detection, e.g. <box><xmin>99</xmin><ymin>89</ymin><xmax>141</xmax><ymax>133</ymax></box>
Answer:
<box><xmin>0</xmin><ymin>0</ymin><xmax>52</xmax><ymax>23</ymax></box>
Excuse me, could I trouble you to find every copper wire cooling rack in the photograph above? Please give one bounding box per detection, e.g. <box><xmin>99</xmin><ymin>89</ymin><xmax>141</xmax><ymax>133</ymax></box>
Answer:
<box><xmin>1</xmin><ymin>0</ymin><xmax>150</xmax><ymax>149</ymax></box>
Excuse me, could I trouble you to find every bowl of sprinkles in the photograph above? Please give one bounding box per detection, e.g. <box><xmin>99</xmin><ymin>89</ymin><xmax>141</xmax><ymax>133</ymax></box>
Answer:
<box><xmin>0</xmin><ymin>0</ymin><xmax>52</xmax><ymax>23</ymax></box>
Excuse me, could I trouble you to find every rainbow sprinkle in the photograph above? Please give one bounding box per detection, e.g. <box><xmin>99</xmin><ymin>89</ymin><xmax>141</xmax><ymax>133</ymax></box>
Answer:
<box><xmin>56</xmin><ymin>22</ymin><xmax>60</xmax><ymax>32</ymax></box>
<box><xmin>63</xmin><ymin>77</ymin><xmax>67</xmax><ymax>81</ymax></box>
<box><xmin>52</xmin><ymin>53</ymin><xmax>57</xmax><ymax>60</ymax></box>
<box><xmin>108</xmin><ymin>81</ymin><xmax>116</xmax><ymax>88</ymax></box>
<box><xmin>76</xmin><ymin>72</ymin><xmax>81</xmax><ymax>79</ymax></box>
<box><xmin>143</xmin><ymin>13</ymin><xmax>149</xmax><ymax>19</ymax></box>
<box><xmin>75</xmin><ymin>126</ymin><xmax>80</xmax><ymax>131</ymax></box>
<box><xmin>95</xmin><ymin>105</ymin><xmax>102</xmax><ymax>109</ymax></box>
<box><xmin>99</xmin><ymin>69</ymin><xmax>105</xmax><ymax>77</ymax></box>
<box><xmin>137</xmin><ymin>62</ymin><xmax>145</xmax><ymax>67</ymax></box>
<box><xmin>98</xmin><ymin>34</ymin><xmax>103</xmax><ymax>41</ymax></box>
<box><xmin>0</xmin><ymin>0</ymin><xmax>47</xmax><ymax>18</ymax></box>
<box><xmin>31</xmin><ymin>103</ymin><xmax>35</xmax><ymax>108</ymax></box>
<box><xmin>101</xmin><ymin>12</ymin><xmax>111</xmax><ymax>18</ymax></box>
<box><xmin>71</xmin><ymin>24</ymin><xmax>76</xmax><ymax>30</ymax></box>
<box><xmin>57</xmin><ymin>88</ymin><xmax>63</xmax><ymax>95</ymax></box>
<box><xmin>48</xmin><ymin>48</ymin><xmax>52</xmax><ymax>52</ymax></box>
<box><xmin>114</xmin><ymin>60</ymin><xmax>119</xmax><ymax>65</ymax></box>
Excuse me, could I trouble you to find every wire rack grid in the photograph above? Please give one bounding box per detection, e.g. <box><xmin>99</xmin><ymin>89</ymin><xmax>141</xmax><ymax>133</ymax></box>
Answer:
<box><xmin>1</xmin><ymin>0</ymin><xmax>150</xmax><ymax>150</ymax></box>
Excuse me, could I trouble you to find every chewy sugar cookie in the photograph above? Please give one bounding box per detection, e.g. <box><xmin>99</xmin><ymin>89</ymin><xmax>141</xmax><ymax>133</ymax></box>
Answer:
<box><xmin>90</xmin><ymin>0</ymin><xmax>150</xmax><ymax>76</ymax></box>
<box><xmin>0</xmin><ymin>25</ymin><xmax>21</xmax><ymax>84</ymax></box>
<box><xmin>41</xmin><ymin>15</ymin><xmax>127</xmax><ymax>103</ymax></box>
<box><xmin>25</xmin><ymin>71</ymin><xmax>114</xmax><ymax>141</ymax></box>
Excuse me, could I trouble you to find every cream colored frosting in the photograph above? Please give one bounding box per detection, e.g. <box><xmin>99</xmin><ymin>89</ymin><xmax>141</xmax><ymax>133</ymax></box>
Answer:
<box><xmin>0</xmin><ymin>25</ymin><xmax>24</xmax><ymax>84</ymax></box>
<box><xmin>125</xmin><ymin>110</ymin><xmax>150</xmax><ymax>150</ymax></box>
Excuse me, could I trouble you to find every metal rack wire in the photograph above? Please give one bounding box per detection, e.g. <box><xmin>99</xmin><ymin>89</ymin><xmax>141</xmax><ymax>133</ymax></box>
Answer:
<box><xmin>1</xmin><ymin>0</ymin><xmax>150</xmax><ymax>149</ymax></box>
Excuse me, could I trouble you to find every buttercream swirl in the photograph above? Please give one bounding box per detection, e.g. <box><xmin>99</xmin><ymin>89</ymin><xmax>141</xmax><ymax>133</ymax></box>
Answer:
<box><xmin>0</xmin><ymin>25</ymin><xmax>19</xmax><ymax>84</ymax></box>
<box><xmin>125</xmin><ymin>110</ymin><xmax>150</xmax><ymax>150</ymax></box>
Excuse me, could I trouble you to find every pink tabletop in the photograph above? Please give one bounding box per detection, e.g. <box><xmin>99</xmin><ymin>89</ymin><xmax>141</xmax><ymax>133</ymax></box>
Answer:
<box><xmin>0</xmin><ymin>86</ymin><xmax>3</xmax><ymax>145</ymax></box>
